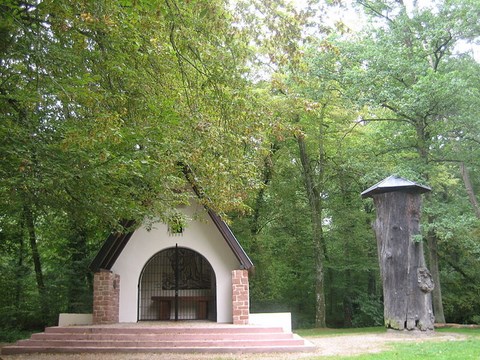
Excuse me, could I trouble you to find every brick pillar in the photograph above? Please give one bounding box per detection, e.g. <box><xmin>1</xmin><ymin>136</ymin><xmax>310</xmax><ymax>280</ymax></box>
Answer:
<box><xmin>232</xmin><ymin>269</ymin><xmax>249</xmax><ymax>325</ymax></box>
<box><xmin>93</xmin><ymin>270</ymin><xmax>120</xmax><ymax>324</ymax></box>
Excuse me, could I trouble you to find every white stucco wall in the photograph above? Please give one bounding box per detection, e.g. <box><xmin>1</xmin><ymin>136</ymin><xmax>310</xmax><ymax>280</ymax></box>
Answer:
<box><xmin>111</xmin><ymin>202</ymin><xmax>242</xmax><ymax>323</ymax></box>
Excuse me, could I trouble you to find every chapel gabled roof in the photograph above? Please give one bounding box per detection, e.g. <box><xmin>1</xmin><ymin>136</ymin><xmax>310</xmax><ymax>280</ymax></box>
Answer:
<box><xmin>89</xmin><ymin>220</ymin><xmax>136</xmax><ymax>273</ymax></box>
<box><xmin>90</xmin><ymin>164</ymin><xmax>254</xmax><ymax>273</ymax></box>
<box><xmin>207</xmin><ymin>209</ymin><xmax>253</xmax><ymax>271</ymax></box>
<box><xmin>89</xmin><ymin>211</ymin><xmax>254</xmax><ymax>273</ymax></box>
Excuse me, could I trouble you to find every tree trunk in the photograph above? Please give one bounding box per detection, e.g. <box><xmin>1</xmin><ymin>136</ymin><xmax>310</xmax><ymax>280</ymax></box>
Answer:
<box><xmin>297</xmin><ymin>134</ymin><xmax>326</xmax><ymax>328</ymax></box>
<box><xmin>15</xmin><ymin>224</ymin><xmax>26</xmax><ymax>307</ymax></box>
<box><xmin>23</xmin><ymin>205</ymin><xmax>45</xmax><ymax>294</ymax></box>
<box><xmin>343</xmin><ymin>269</ymin><xmax>353</xmax><ymax>327</ymax></box>
<box><xmin>251</xmin><ymin>143</ymin><xmax>278</xmax><ymax>236</ymax></box>
<box><xmin>67</xmin><ymin>224</ymin><xmax>89</xmax><ymax>313</ymax></box>
<box><xmin>23</xmin><ymin>204</ymin><xmax>48</xmax><ymax>320</ymax></box>
<box><xmin>427</xmin><ymin>226</ymin><xmax>446</xmax><ymax>323</ymax></box>
<box><xmin>460</xmin><ymin>162</ymin><xmax>480</xmax><ymax>219</ymax></box>
<box><xmin>372</xmin><ymin>191</ymin><xmax>434</xmax><ymax>331</ymax></box>
<box><xmin>415</xmin><ymin>121</ymin><xmax>444</xmax><ymax>327</ymax></box>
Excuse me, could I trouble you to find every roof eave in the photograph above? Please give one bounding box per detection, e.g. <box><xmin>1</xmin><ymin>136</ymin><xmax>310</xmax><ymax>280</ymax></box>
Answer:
<box><xmin>207</xmin><ymin>209</ymin><xmax>255</xmax><ymax>272</ymax></box>
<box><xmin>361</xmin><ymin>175</ymin><xmax>431</xmax><ymax>198</ymax></box>
<box><xmin>89</xmin><ymin>220</ymin><xmax>136</xmax><ymax>272</ymax></box>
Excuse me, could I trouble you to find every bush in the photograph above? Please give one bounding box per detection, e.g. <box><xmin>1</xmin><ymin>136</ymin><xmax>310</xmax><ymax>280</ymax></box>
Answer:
<box><xmin>0</xmin><ymin>327</ymin><xmax>32</xmax><ymax>343</ymax></box>
<box><xmin>352</xmin><ymin>293</ymin><xmax>384</xmax><ymax>327</ymax></box>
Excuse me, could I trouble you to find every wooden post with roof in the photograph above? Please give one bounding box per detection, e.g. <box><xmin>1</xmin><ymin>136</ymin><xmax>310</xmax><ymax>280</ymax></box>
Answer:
<box><xmin>362</xmin><ymin>175</ymin><xmax>435</xmax><ymax>331</ymax></box>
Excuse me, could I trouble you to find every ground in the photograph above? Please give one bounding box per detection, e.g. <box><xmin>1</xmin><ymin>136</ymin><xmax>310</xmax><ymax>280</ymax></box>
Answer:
<box><xmin>0</xmin><ymin>331</ymin><xmax>466</xmax><ymax>360</ymax></box>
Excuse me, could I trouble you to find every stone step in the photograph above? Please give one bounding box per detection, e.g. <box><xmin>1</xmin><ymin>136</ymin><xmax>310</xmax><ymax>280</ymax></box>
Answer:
<box><xmin>1</xmin><ymin>325</ymin><xmax>315</xmax><ymax>355</ymax></box>
<box><xmin>16</xmin><ymin>338</ymin><xmax>305</xmax><ymax>348</ymax></box>
<box><xmin>43</xmin><ymin>325</ymin><xmax>284</xmax><ymax>334</ymax></box>
<box><xmin>31</xmin><ymin>332</ymin><xmax>294</xmax><ymax>341</ymax></box>
<box><xmin>2</xmin><ymin>344</ymin><xmax>315</xmax><ymax>355</ymax></box>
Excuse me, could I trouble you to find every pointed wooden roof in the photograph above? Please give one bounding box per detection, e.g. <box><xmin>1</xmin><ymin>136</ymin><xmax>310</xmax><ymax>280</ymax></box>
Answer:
<box><xmin>89</xmin><ymin>219</ymin><xmax>136</xmax><ymax>272</ymax></box>
<box><xmin>361</xmin><ymin>175</ymin><xmax>431</xmax><ymax>198</ymax></box>
<box><xmin>89</xmin><ymin>211</ymin><xmax>254</xmax><ymax>273</ymax></box>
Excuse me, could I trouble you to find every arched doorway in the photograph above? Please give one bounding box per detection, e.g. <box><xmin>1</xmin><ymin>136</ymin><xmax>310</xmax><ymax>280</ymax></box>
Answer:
<box><xmin>138</xmin><ymin>245</ymin><xmax>217</xmax><ymax>321</ymax></box>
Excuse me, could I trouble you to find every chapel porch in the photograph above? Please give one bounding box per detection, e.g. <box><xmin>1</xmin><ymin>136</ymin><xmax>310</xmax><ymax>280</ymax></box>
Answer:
<box><xmin>1</xmin><ymin>322</ymin><xmax>315</xmax><ymax>355</ymax></box>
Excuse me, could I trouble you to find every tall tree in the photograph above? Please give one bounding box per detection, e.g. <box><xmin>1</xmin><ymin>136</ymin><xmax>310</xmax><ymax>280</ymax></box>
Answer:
<box><xmin>338</xmin><ymin>0</ymin><xmax>480</xmax><ymax>323</ymax></box>
<box><xmin>0</xmin><ymin>0</ymin><xmax>272</xmax><ymax>328</ymax></box>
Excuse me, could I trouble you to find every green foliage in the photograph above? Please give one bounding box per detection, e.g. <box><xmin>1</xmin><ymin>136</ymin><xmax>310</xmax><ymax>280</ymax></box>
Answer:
<box><xmin>331</xmin><ymin>0</ymin><xmax>480</xmax><ymax>325</ymax></box>
<box><xmin>351</xmin><ymin>294</ymin><xmax>384</xmax><ymax>328</ymax></box>
<box><xmin>231</xmin><ymin>0</ymin><xmax>480</xmax><ymax>331</ymax></box>
<box><xmin>0</xmin><ymin>0</ymin><xmax>273</xmax><ymax>332</ymax></box>
<box><xmin>165</xmin><ymin>210</ymin><xmax>187</xmax><ymax>234</ymax></box>
<box><xmin>0</xmin><ymin>327</ymin><xmax>33</xmax><ymax>344</ymax></box>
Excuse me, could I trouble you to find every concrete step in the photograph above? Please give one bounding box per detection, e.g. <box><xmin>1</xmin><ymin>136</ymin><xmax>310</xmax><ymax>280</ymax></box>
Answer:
<box><xmin>1</xmin><ymin>325</ymin><xmax>315</xmax><ymax>355</ymax></box>
<box><xmin>16</xmin><ymin>338</ymin><xmax>306</xmax><ymax>347</ymax></box>
<box><xmin>2</xmin><ymin>344</ymin><xmax>315</xmax><ymax>355</ymax></box>
<box><xmin>43</xmin><ymin>325</ymin><xmax>285</xmax><ymax>334</ymax></box>
<box><xmin>31</xmin><ymin>331</ymin><xmax>294</xmax><ymax>341</ymax></box>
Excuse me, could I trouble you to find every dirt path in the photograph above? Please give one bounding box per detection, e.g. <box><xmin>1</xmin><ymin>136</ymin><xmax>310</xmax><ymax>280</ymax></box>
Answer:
<box><xmin>0</xmin><ymin>331</ymin><xmax>468</xmax><ymax>360</ymax></box>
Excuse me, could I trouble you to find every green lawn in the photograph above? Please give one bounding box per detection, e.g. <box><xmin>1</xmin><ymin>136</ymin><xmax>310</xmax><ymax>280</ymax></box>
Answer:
<box><xmin>296</xmin><ymin>326</ymin><xmax>388</xmax><ymax>337</ymax></box>
<box><xmin>319</xmin><ymin>338</ymin><xmax>480</xmax><ymax>359</ymax></box>
<box><xmin>298</xmin><ymin>327</ymin><xmax>480</xmax><ymax>360</ymax></box>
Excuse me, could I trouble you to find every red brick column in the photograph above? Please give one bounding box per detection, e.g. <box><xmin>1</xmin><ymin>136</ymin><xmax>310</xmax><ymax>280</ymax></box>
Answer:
<box><xmin>232</xmin><ymin>269</ymin><xmax>249</xmax><ymax>325</ymax></box>
<box><xmin>93</xmin><ymin>270</ymin><xmax>120</xmax><ymax>324</ymax></box>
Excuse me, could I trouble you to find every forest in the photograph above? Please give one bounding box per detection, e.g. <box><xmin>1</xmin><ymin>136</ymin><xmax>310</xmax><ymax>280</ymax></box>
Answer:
<box><xmin>1</xmin><ymin>0</ymin><xmax>480</xmax><ymax>340</ymax></box>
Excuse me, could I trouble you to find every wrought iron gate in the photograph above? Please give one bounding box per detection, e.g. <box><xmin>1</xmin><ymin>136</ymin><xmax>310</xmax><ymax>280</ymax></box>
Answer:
<box><xmin>138</xmin><ymin>245</ymin><xmax>216</xmax><ymax>321</ymax></box>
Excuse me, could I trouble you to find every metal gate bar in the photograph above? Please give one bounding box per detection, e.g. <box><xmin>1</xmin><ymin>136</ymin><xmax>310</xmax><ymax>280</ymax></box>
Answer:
<box><xmin>138</xmin><ymin>246</ymin><xmax>216</xmax><ymax>321</ymax></box>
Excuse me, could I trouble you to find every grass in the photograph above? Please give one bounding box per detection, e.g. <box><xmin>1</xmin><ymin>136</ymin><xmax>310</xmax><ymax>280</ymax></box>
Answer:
<box><xmin>318</xmin><ymin>338</ymin><xmax>480</xmax><ymax>359</ymax></box>
<box><xmin>296</xmin><ymin>325</ymin><xmax>480</xmax><ymax>337</ymax></box>
<box><xmin>296</xmin><ymin>326</ymin><xmax>387</xmax><ymax>337</ymax></box>
<box><xmin>436</xmin><ymin>327</ymin><xmax>480</xmax><ymax>336</ymax></box>
<box><xmin>297</xmin><ymin>326</ymin><xmax>480</xmax><ymax>360</ymax></box>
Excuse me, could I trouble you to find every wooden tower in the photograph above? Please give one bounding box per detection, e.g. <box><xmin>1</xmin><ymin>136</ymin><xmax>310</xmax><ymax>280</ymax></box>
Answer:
<box><xmin>362</xmin><ymin>175</ymin><xmax>434</xmax><ymax>331</ymax></box>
